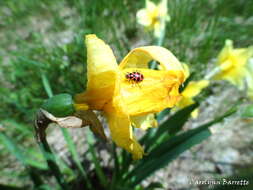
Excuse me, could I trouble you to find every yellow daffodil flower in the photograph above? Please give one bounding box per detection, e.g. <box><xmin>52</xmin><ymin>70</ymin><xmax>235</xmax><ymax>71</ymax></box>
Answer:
<box><xmin>174</xmin><ymin>64</ymin><xmax>209</xmax><ymax>118</ymax></box>
<box><xmin>75</xmin><ymin>34</ymin><xmax>185</xmax><ymax>159</ymax></box>
<box><xmin>136</xmin><ymin>0</ymin><xmax>170</xmax><ymax>38</ymax></box>
<box><xmin>214</xmin><ymin>39</ymin><xmax>253</xmax><ymax>89</ymax></box>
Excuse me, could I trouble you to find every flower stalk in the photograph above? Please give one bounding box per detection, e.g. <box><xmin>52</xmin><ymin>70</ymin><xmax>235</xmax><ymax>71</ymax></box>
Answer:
<box><xmin>39</xmin><ymin>73</ymin><xmax>93</xmax><ymax>189</ymax></box>
<box><xmin>34</xmin><ymin>109</ymin><xmax>69</xmax><ymax>190</ymax></box>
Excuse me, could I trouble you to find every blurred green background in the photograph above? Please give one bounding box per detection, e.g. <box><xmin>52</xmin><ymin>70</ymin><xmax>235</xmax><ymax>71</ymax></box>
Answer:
<box><xmin>0</xmin><ymin>0</ymin><xmax>253</xmax><ymax>189</ymax></box>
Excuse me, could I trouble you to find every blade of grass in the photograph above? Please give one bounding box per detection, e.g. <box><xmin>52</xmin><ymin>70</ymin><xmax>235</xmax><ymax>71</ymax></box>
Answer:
<box><xmin>41</xmin><ymin>73</ymin><xmax>53</xmax><ymax>98</ymax></box>
<box><xmin>2</xmin><ymin>119</ymin><xmax>33</xmax><ymax>136</ymax></box>
<box><xmin>86</xmin><ymin>131</ymin><xmax>108</xmax><ymax>189</ymax></box>
<box><xmin>61</xmin><ymin>129</ymin><xmax>92</xmax><ymax>189</ymax></box>
<box><xmin>0</xmin><ymin>132</ymin><xmax>44</xmax><ymax>188</ymax></box>
<box><xmin>110</xmin><ymin>143</ymin><xmax>120</xmax><ymax>190</ymax></box>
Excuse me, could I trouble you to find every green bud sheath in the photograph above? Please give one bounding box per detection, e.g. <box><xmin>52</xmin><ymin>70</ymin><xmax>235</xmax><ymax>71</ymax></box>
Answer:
<box><xmin>41</xmin><ymin>93</ymin><xmax>75</xmax><ymax>117</ymax></box>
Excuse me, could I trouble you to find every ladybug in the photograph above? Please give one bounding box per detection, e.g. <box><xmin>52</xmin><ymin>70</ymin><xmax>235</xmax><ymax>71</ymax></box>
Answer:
<box><xmin>125</xmin><ymin>71</ymin><xmax>144</xmax><ymax>83</ymax></box>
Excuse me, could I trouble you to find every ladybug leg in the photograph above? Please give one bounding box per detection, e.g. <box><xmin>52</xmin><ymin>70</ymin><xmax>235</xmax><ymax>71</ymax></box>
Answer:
<box><xmin>137</xmin><ymin>82</ymin><xmax>141</xmax><ymax>89</ymax></box>
<box><xmin>132</xmin><ymin>81</ymin><xmax>138</xmax><ymax>87</ymax></box>
<box><xmin>131</xmin><ymin>81</ymin><xmax>135</xmax><ymax>87</ymax></box>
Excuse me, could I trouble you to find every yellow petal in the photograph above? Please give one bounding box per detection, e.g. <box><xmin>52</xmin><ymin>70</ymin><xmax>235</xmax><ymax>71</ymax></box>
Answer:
<box><xmin>119</xmin><ymin>46</ymin><xmax>185</xmax><ymax>73</ymax></box>
<box><xmin>136</xmin><ymin>0</ymin><xmax>159</xmax><ymax>27</ymax></box>
<box><xmin>158</xmin><ymin>0</ymin><xmax>168</xmax><ymax>17</ymax></box>
<box><xmin>217</xmin><ymin>39</ymin><xmax>233</xmax><ymax>64</ymax></box>
<box><xmin>114</xmin><ymin>46</ymin><xmax>185</xmax><ymax>116</ymax></box>
<box><xmin>175</xmin><ymin>96</ymin><xmax>195</xmax><ymax>110</ymax></box>
<box><xmin>231</xmin><ymin>48</ymin><xmax>253</xmax><ymax>67</ymax></box>
<box><xmin>174</xmin><ymin>80</ymin><xmax>209</xmax><ymax>112</ymax></box>
<box><xmin>182</xmin><ymin>63</ymin><xmax>190</xmax><ymax>79</ymax></box>
<box><xmin>136</xmin><ymin>9</ymin><xmax>152</xmax><ymax>26</ymax></box>
<box><xmin>131</xmin><ymin>114</ymin><xmax>158</xmax><ymax>130</ymax></box>
<box><xmin>105</xmin><ymin>112</ymin><xmax>144</xmax><ymax>160</ymax></box>
<box><xmin>116</xmin><ymin>68</ymin><xmax>184</xmax><ymax>116</ymax></box>
<box><xmin>182</xmin><ymin>80</ymin><xmax>209</xmax><ymax>98</ymax></box>
<box><xmin>75</xmin><ymin>34</ymin><xmax>119</xmax><ymax>110</ymax></box>
<box><xmin>146</xmin><ymin>0</ymin><xmax>157</xmax><ymax>12</ymax></box>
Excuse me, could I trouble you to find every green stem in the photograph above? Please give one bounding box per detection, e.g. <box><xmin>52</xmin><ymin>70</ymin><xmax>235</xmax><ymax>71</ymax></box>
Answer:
<box><xmin>110</xmin><ymin>144</ymin><xmax>120</xmax><ymax>190</ymax></box>
<box><xmin>40</xmin><ymin>72</ymin><xmax>92</xmax><ymax>189</ymax></box>
<box><xmin>34</xmin><ymin>110</ymin><xmax>69</xmax><ymax>190</ymax></box>
<box><xmin>150</xmin><ymin>19</ymin><xmax>167</xmax><ymax>69</ymax></box>
<box><xmin>204</xmin><ymin>66</ymin><xmax>221</xmax><ymax>80</ymax></box>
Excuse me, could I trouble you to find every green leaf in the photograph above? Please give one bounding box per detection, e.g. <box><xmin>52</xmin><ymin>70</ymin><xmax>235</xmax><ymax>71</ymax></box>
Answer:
<box><xmin>129</xmin><ymin>129</ymin><xmax>211</xmax><ymax>186</ymax></box>
<box><xmin>156</xmin><ymin>108</ymin><xmax>170</xmax><ymax>122</ymax></box>
<box><xmin>122</xmin><ymin>103</ymin><xmax>200</xmax><ymax>177</ymax></box>
<box><xmin>166</xmin><ymin>103</ymin><xmax>199</xmax><ymax>135</ymax></box>
<box><xmin>126</xmin><ymin>107</ymin><xmax>236</xmax><ymax>186</ymax></box>
<box><xmin>142</xmin><ymin>103</ymin><xmax>199</xmax><ymax>152</ymax></box>
<box><xmin>146</xmin><ymin>182</ymin><xmax>164</xmax><ymax>190</ymax></box>
<box><xmin>0</xmin><ymin>184</ymin><xmax>26</xmax><ymax>190</ymax></box>
<box><xmin>158</xmin><ymin>103</ymin><xmax>198</xmax><ymax>137</ymax></box>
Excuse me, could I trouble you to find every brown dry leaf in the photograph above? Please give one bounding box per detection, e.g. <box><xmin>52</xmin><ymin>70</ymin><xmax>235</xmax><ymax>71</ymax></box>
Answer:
<box><xmin>41</xmin><ymin>109</ymin><xmax>83</xmax><ymax>128</ymax></box>
<box><xmin>75</xmin><ymin>110</ymin><xmax>107</xmax><ymax>140</ymax></box>
<box><xmin>41</xmin><ymin>109</ymin><xmax>107</xmax><ymax>140</ymax></box>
